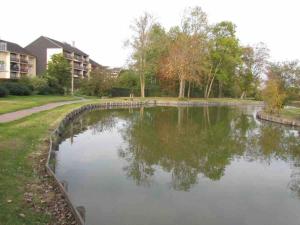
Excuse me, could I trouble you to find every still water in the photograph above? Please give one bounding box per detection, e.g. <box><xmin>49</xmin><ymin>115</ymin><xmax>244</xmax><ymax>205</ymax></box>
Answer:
<box><xmin>54</xmin><ymin>106</ymin><xmax>300</xmax><ymax>225</ymax></box>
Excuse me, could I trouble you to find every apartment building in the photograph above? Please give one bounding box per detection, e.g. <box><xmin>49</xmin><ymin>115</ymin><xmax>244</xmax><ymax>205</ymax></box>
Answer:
<box><xmin>26</xmin><ymin>36</ymin><xmax>93</xmax><ymax>78</ymax></box>
<box><xmin>0</xmin><ymin>40</ymin><xmax>36</xmax><ymax>79</ymax></box>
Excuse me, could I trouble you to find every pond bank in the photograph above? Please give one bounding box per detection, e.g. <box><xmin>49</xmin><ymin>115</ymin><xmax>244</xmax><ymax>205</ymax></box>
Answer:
<box><xmin>0</xmin><ymin>98</ymin><xmax>263</xmax><ymax>224</ymax></box>
<box><xmin>47</xmin><ymin>100</ymin><xmax>264</xmax><ymax>224</ymax></box>
<box><xmin>256</xmin><ymin>111</ymin><xmax>300</xmax><ymax>127</ymax></box>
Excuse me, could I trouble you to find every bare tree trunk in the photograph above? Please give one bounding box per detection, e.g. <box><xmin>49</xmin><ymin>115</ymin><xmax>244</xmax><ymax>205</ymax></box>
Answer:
<box><xmin>218</xmin><ymin>81</ymin><xmax>223</xmax><ymax>98</ymax></box>
<box><xmin>140</xmin><ymin>74</ymin><xmax>145</xmax><ymax>98</ymax></box>
<box><xmin>207</xmin><ymin>74</ymin><xmax>215</xmax><ymax>98</ymax></box>
<box><xmin>179</xmin><ymin>79</ymin><xmax>186</xmax><ymax>98</ymax></box>
<box><xmin>240</xmin><ymin>91</ymin><xmax>246</xmax><ymax>99</ymax></box>
<box><xmin>205</xmin><ymin>60</ymin><xmax>222</xmax><ymax>98</ymax></box>
<box><xmin>187</xmin><ymin>81</ymin><xmax>191</xmax><ymax>99</ymax></box>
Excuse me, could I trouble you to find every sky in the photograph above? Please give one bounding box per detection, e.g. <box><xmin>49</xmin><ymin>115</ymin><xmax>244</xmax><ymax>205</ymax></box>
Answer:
<box><xmin>1</xmin><ymin>0</ymin><xmax>299</xmax><ymax>68</ymax></box>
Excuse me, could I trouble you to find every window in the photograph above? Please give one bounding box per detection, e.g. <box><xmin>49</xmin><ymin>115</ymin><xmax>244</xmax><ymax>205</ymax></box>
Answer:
<box><xmin>0</xmin><ymin>61</ymin><xmax>5</xmax><ymax>71</ymax></box>
<box><xmin>0</xmin><ymin>42</ymin><xmax>7</xmax><ymax>51</ymax></box>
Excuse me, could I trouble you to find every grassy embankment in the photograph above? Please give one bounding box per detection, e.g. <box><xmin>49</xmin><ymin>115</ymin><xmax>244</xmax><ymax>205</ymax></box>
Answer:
<box><xmin>281</xmin><ymin>107</ymin><xmax>300</xmax><ymax>121</ymax></box>
<box><xmin>0</xmin><ymin>95</ymin><xmax>80</xmax><ymax>115</ymax></box>
<box><xmin>0</xmin><ymin>96</ymin><xmax>260</xmax><ymax>224</ymax></box>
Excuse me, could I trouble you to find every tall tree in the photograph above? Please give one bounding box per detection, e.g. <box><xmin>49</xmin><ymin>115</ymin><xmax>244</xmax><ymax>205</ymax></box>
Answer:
<box><xmin>46</xmin><ymin>54</ymin><xmax>71</xmax><ymax>94</ymax></box>
<box><xmin>160</xmin><ymin>7</ymin><xmax>209</xmax><ymax>98</ymax></box>
<box><xmin>238</xmin><ymin>43</ymin><xmax>269</xmax><ymax>99</ymax></box>
<box><xmin>268</xmin><ymin>60</ymin><xmax>300</xmax><ymax>100</ymax></box>
<box><xmin>127</xmin><ymin>12</ymin><xmax>154</xmax><ymax>97</ymax></box>
<box><xmin>205</xmin><ymin>21</ymin><xmax>241</xmax><ymax>98</ymax></box>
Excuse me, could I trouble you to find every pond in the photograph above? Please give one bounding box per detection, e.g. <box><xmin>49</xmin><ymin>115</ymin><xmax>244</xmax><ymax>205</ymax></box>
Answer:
<box><xmin>53</xmin><ymin>106</ymin><xmax>300</xmax><ymax>225</ymax></box>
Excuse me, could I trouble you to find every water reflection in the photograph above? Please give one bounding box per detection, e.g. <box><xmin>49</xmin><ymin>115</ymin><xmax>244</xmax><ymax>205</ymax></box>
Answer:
<box><xmin>57</xmin><ymin>106</ymin><xmax>300</xmax><ymax>193</ymax></box>
<box><xmin>54</xmin><ymin>106</ymin><xmax>300</xmax><ymax>225</ymax></box>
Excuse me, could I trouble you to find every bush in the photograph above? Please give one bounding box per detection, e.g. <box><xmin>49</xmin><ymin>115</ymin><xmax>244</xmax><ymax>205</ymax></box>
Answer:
<box><xmin>262</xmin><ymin>79</ymin><xmax>286</xmax><ymax>114</ymax></box>
<box><xmin>19</xmin><ymin>77</ymin><xmax>34</xmax><ymax>92</ymax></box>
<box><xmin>0</xmin><ymin>86</ymin><xmax>8</xmax><ymax>97</ymax></box>
<box><xmin>3</xmin><ymin>82</ymin><xmax>32</xmax><ymax>96</ymax></box>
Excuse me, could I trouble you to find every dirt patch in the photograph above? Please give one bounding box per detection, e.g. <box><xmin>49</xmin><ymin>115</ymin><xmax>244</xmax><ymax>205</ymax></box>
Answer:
<box><xmin>25</xmin><ymin>139</ymin><xmax>77</xmax><ymax>225</ymax></box>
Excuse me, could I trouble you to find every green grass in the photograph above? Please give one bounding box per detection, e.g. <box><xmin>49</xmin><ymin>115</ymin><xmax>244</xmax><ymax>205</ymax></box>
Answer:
<box><xmin>0</xmin><ymin>97</ymin><xmax>262</xmax><ymax>224</ymax></box>
<box><xmin>0</xmin><ymin>95</ymin><xmax>80</xmax><ymax>115</ymax></box>
<box><xmin>0</xmin><ymin>101</ymin><xmax>94</xmax><ymax>224</ymax></box>
<box><xmin>281</xmin><ymin>107</ymin><xmax>300</xmax><ymax>120</ymax></box>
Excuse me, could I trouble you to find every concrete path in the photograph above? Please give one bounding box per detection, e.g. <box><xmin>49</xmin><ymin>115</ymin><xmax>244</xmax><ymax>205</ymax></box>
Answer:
<box><xmin>0</xmin><ymin>99</ymin><xmax>87</xmax><ymax>123</ymax></box>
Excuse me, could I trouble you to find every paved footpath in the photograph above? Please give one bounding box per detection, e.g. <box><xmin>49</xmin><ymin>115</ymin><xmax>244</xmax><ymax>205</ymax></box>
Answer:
<box><xmin>0</xmin><ymin>99</ymin><xmax>87</xmax><ymax>123</ymax></box>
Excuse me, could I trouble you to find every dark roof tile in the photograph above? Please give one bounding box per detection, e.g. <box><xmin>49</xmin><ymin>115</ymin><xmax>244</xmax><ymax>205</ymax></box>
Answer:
<box><xmin>0</xmin><ymin>39</ymin><xmax>34</xmax><ymax>56</ymax></box>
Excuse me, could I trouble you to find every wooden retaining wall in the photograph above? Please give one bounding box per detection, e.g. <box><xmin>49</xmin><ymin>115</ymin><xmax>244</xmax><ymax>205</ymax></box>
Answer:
<box><xmin>256</xmin><ymin>111</ymin><xmax>300</xmax><ymax>127</ymax></box>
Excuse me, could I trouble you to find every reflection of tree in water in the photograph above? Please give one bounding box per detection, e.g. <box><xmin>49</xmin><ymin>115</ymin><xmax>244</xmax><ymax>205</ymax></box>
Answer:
<box><xmin>289</xmin><ymin>161</ymin><xmax>300</xmax><ymax>198</ymax></box>
<box><xmin>118</xmin><ymin>106</ymin><xmax>300</xmax><ymax>192</ymax></box>
<box><xmin>59</xmin><ymin>109</ymin><xmax>136</xmax><ymax>143</ymax></box>
<box><xmin>58</xmin><ymin>106</ymin><xmax>300</xmax><ymax>194</ymax></box>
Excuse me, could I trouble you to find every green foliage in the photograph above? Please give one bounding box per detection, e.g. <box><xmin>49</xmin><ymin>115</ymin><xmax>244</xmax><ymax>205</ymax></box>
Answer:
<box><xmin>46</xmin><ymin>54</ymin><xmax>71</xmax><ymax>94</ymax></box>
<box><xmin>116</xmin><ymin>69</ymin><xmax>139</xmax><ymax>89</ymax></box>
<box><xmin>262</xmin><ymin>79</ymin><xmax>287</xmax><ymax>114</ymax></box>
<box><xmin>80</xmin><ymin>68</ymin><xmax>115</xmax><ymax>97</ymax></box>
<box><xmin>0</xmin><ymin>85</ymin><xmax>8</xmax><ymax>97</ymax></box>
<box><xmin>268</xmin><ymin>61</ymin><xmax>300</xmax><ymax>101</ymax></box>
<box><xmin>19</xmin><ymin>77</ymin><xmax>34</xmax><ymax>92</ymax></box>
<box><xmin>2</xmin><ymin>82</ymin><xmax>32</xmax><ymax>96</ymax></box>
<box><xmin>210</xmin><ymin>21</ymin><xmax>242</xmax><ymax>96</ymax></box>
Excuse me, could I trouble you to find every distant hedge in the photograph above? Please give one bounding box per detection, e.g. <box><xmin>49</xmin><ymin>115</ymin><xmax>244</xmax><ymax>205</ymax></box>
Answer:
<box><xmin>0</xmin><ymin>86</ymin><xmax>9</xmax><ymax>97</ymax></box>
<box><xmin>2</xmin><ymin>82</ymin><xmax>32</xmax><ymax>96</ymax></box>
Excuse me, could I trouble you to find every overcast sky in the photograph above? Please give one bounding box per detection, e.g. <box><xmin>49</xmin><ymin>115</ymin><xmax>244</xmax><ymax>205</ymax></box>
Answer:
<box><xmin>1</xmin><ymin>0</ymin><xmax>299</xmax><ymax>67</ymax></box>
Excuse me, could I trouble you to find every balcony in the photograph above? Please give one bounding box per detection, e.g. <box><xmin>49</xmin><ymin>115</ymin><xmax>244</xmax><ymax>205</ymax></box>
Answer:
<box><xmin>64</xmin><ymin>52</ymin><xmax>73</xmax><ymax>59</ymax></box>
<box><xmin>83</xmin><ymin>57</ymin><xmax>89</xmax><ymax>63</ymax></box>
<box><xmin>74</xmin><ymin>55</ymin><xmax>82</xmax><ymax>61</ymax></box>
<box><xmin>10</xmin><ymin>64</ymin><xmax>20</xmax><ymax>72</ymax></box>
<box><xmin>20</xmin><ymin>67</ymin><xmax>28</xmax><ymax>73</ymax></box>
<box><xmin>73</xmin><ymin>64</ymin><xmax>83</xmax><ymax>70</ymax></box>
<box><xmin>20</xmin><ymin>57</ymin><xmax>28</xmax><ymax>64</ymax></box>
<box><xmin>10</xmin><ymin>56</ymin><xmax>20</xmax><ymax>63</ymax></box>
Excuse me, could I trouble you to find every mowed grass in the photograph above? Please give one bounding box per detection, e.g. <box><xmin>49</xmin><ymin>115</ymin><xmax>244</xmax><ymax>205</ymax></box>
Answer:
<box><xmin>0</xmin><ymin>95</ymin><xmax>80</xmax><ymax>115</ymax></box>
<box><xmin>281</xmin><ymin>107</ymin><xmax>300</xmax><ymax>120</ymax></box>
<box><xmin>0</xmin><ymin>101</ymin><xmax>91</xmax><ymax>224</ymax></box>
<box><xmin>0</xmin><ymin>97</ymin><xmax>262</xmax><ymax>224</ymax></box>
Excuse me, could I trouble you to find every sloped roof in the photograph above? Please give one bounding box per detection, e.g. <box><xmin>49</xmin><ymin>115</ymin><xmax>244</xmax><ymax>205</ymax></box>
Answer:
<box><xmin>44</xmin><ymin>36</ymin><xmax>89</xmax><ymax>56</ymax></box>
<box><xmin>0</xmin><ymin>39</ymin><xmax>34</xmax><ymax>56</ymax></box>
<box><xmin>90</xmin><ymin>58</ymin><xmax>107</xmax><ymax>69</ymax></box>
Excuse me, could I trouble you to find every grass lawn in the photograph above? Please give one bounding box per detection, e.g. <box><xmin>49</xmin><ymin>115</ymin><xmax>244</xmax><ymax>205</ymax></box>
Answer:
<box><xmin>0</xmin><ymin>97</ymin><xmax>262</xmax><ymax>224</ymax></box>
<box><xmin>0</xmin><ymin>101</ymin><xmax>91</xmax><ymax>224</ymax></box>
<box><xmin>0</xmin><ymin>95</ymin><xmax>81</xmax><ymax>115</ymax></box>
<box><xmin>281</xmin><ymin>107</ymin><xmax>300</xmax><ymax>120</ymax></box>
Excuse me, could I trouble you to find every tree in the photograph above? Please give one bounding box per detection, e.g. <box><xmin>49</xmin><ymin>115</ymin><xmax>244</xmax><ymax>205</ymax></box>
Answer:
<box><xmin>116</xmin><ymin>69</ymin><xmax>139</xmax><ymax>93</ymax></box>
<box><xmin>205</xmin><ymin>21</ymin><xmax>242</xmax><ymax>98</ymax></box>
<box><xmin>268</xmin><ymin>60</ymin><xmax>300</xmax><ymax>100</ymax></box>
<box><xmin>160</xmin><ymin>7</ymin><xmax>209</xmax><ymax>98</ymax></box>
<box><xmin>80</xmin><ymin>68</ymin><xmax>115</xmax><ymax>96</ymax></box>
<box><xmin>127</xmin><ymin>12</ymin><xmax>154</xmax><ymax>97</ymax></box>
<box><xmin>237</xmin><ymin>43</ymin><xmax>269</xmax><ymax>99</ymax></box>
<box><xmin>262</xmin><ymin>78</ymin><xmax>286</xmax><ymax>114</ymax></box>
<box><xmin>46</xmin><ymin>54</ymin><xmax>71</xmax><ymax>94</ymax></box>
<box><xmin>161</xmin><ymin>33</ymin><xmax>191</xmax><ymax>98</ymax></box>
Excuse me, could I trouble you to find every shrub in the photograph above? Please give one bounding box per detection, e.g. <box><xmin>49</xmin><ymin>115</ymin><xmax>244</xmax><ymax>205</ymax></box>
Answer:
<box><xmin>262</xmin><ymin>79</ymin><xmax>286</xmax><ymax>114</ymax></box>
<box><xmin>19</xmin><ymin>77</ymin><xmax>34</xmax><ymax>92</ymax></box>
<box><xmin>3</xmin><ymin>82</ymin><xmax>32</xmax><ymax>96</ymax></box>
<box><xmin>0</xmin><ymin>86</ymin><xmax>8</xmax><ymax>97</ymax></box>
